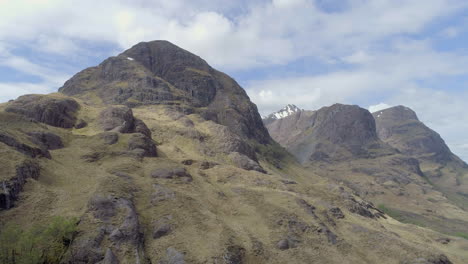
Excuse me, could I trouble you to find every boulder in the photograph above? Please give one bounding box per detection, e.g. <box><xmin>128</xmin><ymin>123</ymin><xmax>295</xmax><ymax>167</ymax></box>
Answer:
<box><xmin>221</xmin><ymin>245</ymin><xmax>246</xmax><ymax>264</ymax></box>
<box><xmin>329</xmin><ymin>207</ymin><xmax>345</xmax><ymax>219</ymax></box>
<box><xmin>75</xmin><ymin>119</ymin><xmax>88</xmax><ymax>129</ymax></box>
<box><xmin>151</xmin><ymin>167</ymin><xmax>192</xmax><ymax>182</ymax></box>
<box><xmin>5</xmin><ymin>94</ymin><xmax>79</xmax><ymax>128</ymax></box>
<box><xmin>99</xmin><ymin>106</ymin><xmax>135</xmax><ymax>133</ymax></box>
<box><xmin>128</xmin><ymin>133</ymin><xmax>157</xmax><ymax>157</ymax></box>
<box><xmin>199</xmin><ymin>161</ymin><xmax>218</xmax><ymax>170</ymax></box>
<box><xmin>151</xmin><ymin>184</ymin><xmax>176</xmax><ymax>204</ymax></box>
<box><xmin>160</xmin><ymin>247</ymin><xmax>185</xmax><ymax>264</ymax></box>
<box><xmin>153</xmin><ymin>216</ymin><xmax>173</xmax><ymax>239</ymax></box>
<box><xmin>228</xmin><ymin>152</ymin><xmax>266</xmax><ymax>173</ymax></box>
<box><xmin>276</xmin><ymin>239</ymin><xmax>289</xmax><ymax>250</ymax></box>
<box><xmin>99</xmin><ymin>132</ymin><xmax>119</xmax><ymax>145</ymax></box>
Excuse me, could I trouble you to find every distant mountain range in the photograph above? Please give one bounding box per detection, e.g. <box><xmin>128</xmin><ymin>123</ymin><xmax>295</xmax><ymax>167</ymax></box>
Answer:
<box><xmin>264</xmin><ymin>103</ymin><xmax>468</xmax><ymax>239</ymax></box>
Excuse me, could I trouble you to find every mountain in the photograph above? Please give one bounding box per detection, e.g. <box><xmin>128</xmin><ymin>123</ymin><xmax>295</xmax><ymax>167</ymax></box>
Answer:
<box><xmin>265</xmin><ymin>104</ymin><xmax>395</xmax><ymax>163</ymax></box>
<box><xmin>262</xmin><ymin>104</ymin><xmax>302</xmax><ymax>125</ymax></box>
<box><xmin>60</xmin><ymin>40</ymin><xmax>270</xmax><ymax>145</ymax></box>
<box><xmin>373</xmin><ymin>105</ymin><xmax>468</xmax><ymax>211</ymax></box>
<box><xmin>372</xmin><ymin>105</ymin><xmax>463</xmax><ymax>164</ymax></box>
<box><xmin>264</xmin><ymin>103</ymin><xmax>468</xmax><ymax>242</ymax></box>
<box><xmin>1</xmin><ymin>42</ymin><xmax>468</xmax><ymax>263</ymax></box>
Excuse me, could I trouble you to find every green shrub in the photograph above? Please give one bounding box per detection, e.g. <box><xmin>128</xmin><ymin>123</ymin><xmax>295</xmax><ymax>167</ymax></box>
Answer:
<box><xmin>0</xmin><ymin>216</ymin><xmax>78</xmax><ymax>264</ymax></box>
<box><xmin>453</xmin><ymin>232</ymin><xmax>468</xmax><ymax>240</ymax></box>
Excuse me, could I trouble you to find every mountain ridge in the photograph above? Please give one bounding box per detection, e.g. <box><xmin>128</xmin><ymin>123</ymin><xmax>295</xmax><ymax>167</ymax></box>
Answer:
<box><xmin>264</xmin><ymin>103</ymin><xmax>468</xmax><ymax>240</ymax></box>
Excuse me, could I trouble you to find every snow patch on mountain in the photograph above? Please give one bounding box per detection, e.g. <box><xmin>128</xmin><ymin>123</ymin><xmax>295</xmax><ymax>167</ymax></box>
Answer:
<box><xmin>263</xmin><ymin>104</ymin><xmax>301</xmax><ymax>121</ymax></box>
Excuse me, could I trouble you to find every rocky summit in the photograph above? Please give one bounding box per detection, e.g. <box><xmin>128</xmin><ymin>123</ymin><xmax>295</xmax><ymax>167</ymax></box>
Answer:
<box><xmin>59</xmin><ymin>40</ymin><xmax>270</xmax><ymax>145</ymax></box>
<box><xmin>265</xmin><ymin>103</ymin><xmax>395</xmax><ymax>163</ymax></box>
<box><xmin>1</xmin><ymin>41</ymin><xmax>468</xmax><ymax>264</ymax></box>
<box><xmin>373</xmin><ymin>105</ymin><xmax>463</xmax><ymax>164</ymax></box>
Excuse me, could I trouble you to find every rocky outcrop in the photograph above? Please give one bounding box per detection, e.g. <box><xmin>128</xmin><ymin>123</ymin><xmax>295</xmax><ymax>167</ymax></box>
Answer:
<box><xmin>150</xmin><ymin>167</ymin><xmax>192</xmax><ymax>182</ymax></box>
<box><xmin>66</xmin><ymin>195</ymin><xmax>146</xmax><ymax>263</ymax></box>
<box><xmin>296</xmin><ymin>199</ymin><xmax>338</xmax><ymax>245</ymax></box>
<box><xmin>0</xmin><ymin>132</ymin><xmax>50</xmax><ymax>158</ymax></box>
<box><xmin>5</xmin><ymin>94</ymin><xmax>79</xmax><ymax>128</ymax></box>
<box><xmin>28</xmin><ymin>131</ymin><xmax>64</xmax><ymax>150</ymax></box>
<box><xmin>220</xmin><ymin>245</ymin><xmax>246</xmax><ymax>264</ymax></box>
<box><xmin>228</xmin><ymin>152</ymin><xmax>266</xmax><ymax>173</ymax></box>
<box><xmin>159</xmin><ymin>247</ymin><xmax>186</xmax><ymax>264</ymax></box>
<box><xmin>99</xmin><ymin>132</ymin><xmax>119</xmax><ymax>145</ymax></box>
<box><xmin>59</xmin><ymin>40</ymin><xmax>271</xmax><ymax>144</ymax></box>
<box><xmin>99</xmin><ymin>106</ymin><xmax>136</xmax><ymax>133</ymax></box>
<box><xmin>151</xmin><ymin>184</ymin><xmax>176</xmax><ymax>204</ymax></box>
<box><xmin>0</xmin><ymin>160</ymin><xmax>40</xmax><ymax>210</ymax></box>
<box><xmin>128</xmin><ymin>133</ymin><xmax>157</xmax><ymax>157</ymax></box>
<box><xmin>99</xmin><ymin>106</ymin><xmax>152</xmax><ymax>138</ymax></box>
<box><xmin>206</xmin><ymin>123</ymin><xmax>258</xmax><ymax>161</ymax></box>
<box><xmin>152</xmin><ymin>215</ymin><xmax>173</xmax><ymax>239</ymax></box>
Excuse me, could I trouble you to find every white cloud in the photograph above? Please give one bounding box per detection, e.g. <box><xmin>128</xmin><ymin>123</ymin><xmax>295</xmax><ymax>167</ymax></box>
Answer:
<box><xmin>0</xmin><ymin>53</ymin><xmax>69</xmax><ymax>85</ymax></box>
<box><xmin>369</xmin><ymin>103</ymin><xmax>392</xmax><ymax>113</ymax></box>
<box><xmin>0</xmin><ymin>82</ymin><xmax>55</xmax><ymax>102</ymax></box>
<box><xmin>0</xmin><ymin>0</ymin><xmax>466</xmax><ymax>70</ymax></box>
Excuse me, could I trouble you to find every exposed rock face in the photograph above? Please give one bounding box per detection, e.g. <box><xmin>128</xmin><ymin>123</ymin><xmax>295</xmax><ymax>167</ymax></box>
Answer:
<box><xmin>265</xmin><ymin>104</ymin><xmax>394</xmax><ymax>163</ymax></box>
<box><xmin>5</xmin><ymin>94</ymin><xmax>79</xmax><ymax>128</ymax></box>
<box><xmin>152</xmin><ymin>215</ymin><xmax>173</xmax><ymax>239</ymax></box>
<box><xmin>67</xmin><ymin>195</ymin><xmax>146</xmax><ymax>263</ymax></box>
<box><xmin>59</xmin><ymin>40</ymin><xmax>270</xmax><ymax>144</ymax></box>
<box><xmin>373</xmin><ymin>105</ymin><xmax>461</xmax><ymax>164</ymax></box>
<box><xmin>99</xmin><ymin>106</ymin><xmax>136</xmax><ymax>133</ymax></box>
<box><xmin>27</xmin><ymin>131</ymin><xmax>64</xmax><ymax>150</ymax></box>
<box><xmin>228</xmin><ymin>152</ymin><xmax>266</xmax><ymax>173</ymax></box>
<box><xmin>151</xmin><ymin>184</ymin><xmax>175</xmax><ymax>204</ymax></box>
<box><xmin>128</xmin><ymin>133</ymin><xmax>157</xmax><ymax>157</ymax></box>
<box><xmin>159</xmin><ymin>247</ymin><xmax>185</xmax><ymax>264</ymax></box>
<box><xmin>0</xmin><ymin>160</ymin><xmax>40</xmax><ymax>210</ymax></box>
<box><xmin>150</xmin><ymin>167</ymin><xmax>192</xmax><ymax>182</ymax></box>
<box><xmin>99</xmin><ymin>132</ymin><xmax>119</xmax><ymax>145</ymax></box>
<box><xmin>0</xmin><ymin>132</ymin><xmax>51</xmax><ymax>158</ymax></box>
<box><xmin>101</xmin><ymin>248</ymin><xmax>119</xmax><ymax>264</ymax></box>
<box><xmin>99</xmin><ymin>106</ymin><xmax>152</xmax><ymax>138</ymax></box>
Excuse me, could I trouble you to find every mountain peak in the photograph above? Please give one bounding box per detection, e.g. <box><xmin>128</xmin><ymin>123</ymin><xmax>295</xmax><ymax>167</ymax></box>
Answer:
<box><xmin>263</xmin><ymin>104</ymin><xmax>301</xmax><ymax>120</ymax></box>
<box><xmin>121</xmin><ymin>40</ymin><xmax>211</xmax><ymax>76</ymax></box>
<box><xmin>372</xmin><ymin>105</ymin><xmax>419</xmax><ymax>122</ymax></box>
<box><xmin>58</xmin><ymin>39</ymin><xmax>271</xmax><ymax>144</ymax></box>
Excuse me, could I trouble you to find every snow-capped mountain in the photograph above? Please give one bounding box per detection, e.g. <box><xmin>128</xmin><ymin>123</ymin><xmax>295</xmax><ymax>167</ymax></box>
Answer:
<box><xmin>262</xmin><ymin>104</ymin><xmax>301</xmax><ymax>125</ymax></box>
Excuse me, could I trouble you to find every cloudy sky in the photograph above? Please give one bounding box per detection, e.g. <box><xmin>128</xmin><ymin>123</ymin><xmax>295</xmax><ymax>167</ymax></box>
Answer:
<box><xmin>0</xmin><ymin>0</ymin><xmax>467</xmax><ymax>161</ymax></box>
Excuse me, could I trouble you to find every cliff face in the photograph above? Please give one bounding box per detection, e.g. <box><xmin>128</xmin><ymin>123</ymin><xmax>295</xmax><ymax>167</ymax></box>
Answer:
<box><xmin>266</xmin><ymin>104</ymin><xmax>395</xmax><ymax>163</ymax></box>
<box><xmin>373</xmin><ymin>105</ymin><xmax>463</xmax><ymax>164</ymax></box>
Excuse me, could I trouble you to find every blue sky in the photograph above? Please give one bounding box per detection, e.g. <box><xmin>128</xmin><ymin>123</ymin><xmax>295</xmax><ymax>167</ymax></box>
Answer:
<box><xmin>0</xmin><ymin>0</ymin><xmax>468</xmax><ymax>161</ymax></box>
